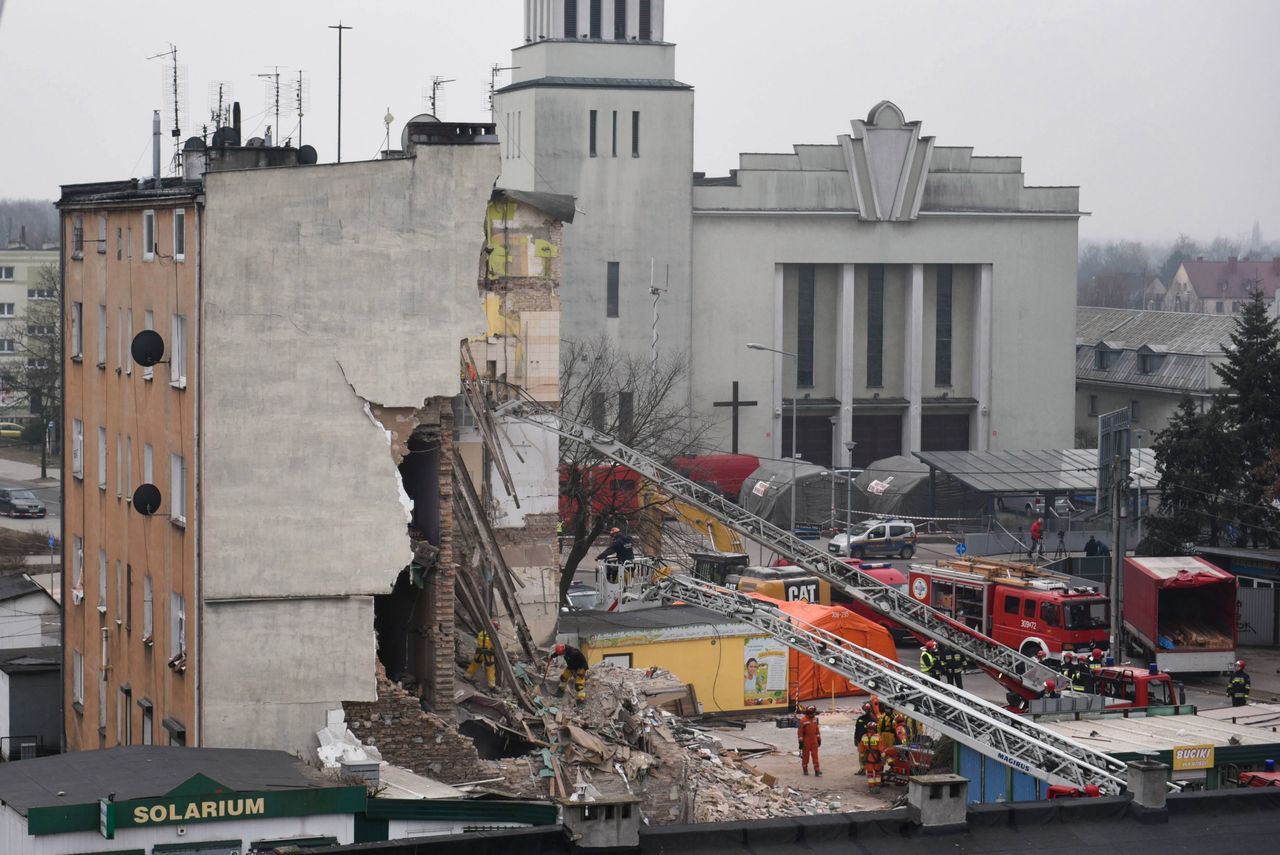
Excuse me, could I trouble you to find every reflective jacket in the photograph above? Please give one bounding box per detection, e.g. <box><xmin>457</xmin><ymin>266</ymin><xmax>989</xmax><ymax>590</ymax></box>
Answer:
<box><xmin>1228</xmin><ymin>671</ymin><xmax>1251</xmax><ymax>701</ymax></box>
<box><xmin>919</xmin><ymin>649</ymin><xmax>937</xmax><ymax>675</ymax></box>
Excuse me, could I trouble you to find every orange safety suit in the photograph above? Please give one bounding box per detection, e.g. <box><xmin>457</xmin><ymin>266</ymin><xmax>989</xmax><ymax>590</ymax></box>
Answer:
<box><xmin>861</xmin><ymin>731</ymin><xmax>883</xmax><ymax>791</ymax></box>
<box><xmin>797</xmin><ymin>713</ymin><xmax>822</xmax><ymax>775</ymax></box>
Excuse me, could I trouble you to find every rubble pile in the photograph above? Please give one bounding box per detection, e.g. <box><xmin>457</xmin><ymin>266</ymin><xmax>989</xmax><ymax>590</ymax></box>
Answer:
<box><xmin>536</xmin><ymin>664</ymin><xmax>838</xmax><ymax>823</ymax></box>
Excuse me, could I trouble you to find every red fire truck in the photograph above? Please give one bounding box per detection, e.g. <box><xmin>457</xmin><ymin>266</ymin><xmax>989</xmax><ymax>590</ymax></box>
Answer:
<box><xmin>907</xmin><ymin>559</ymin><xmax>1110</xmax><ymax>661</ymax></box>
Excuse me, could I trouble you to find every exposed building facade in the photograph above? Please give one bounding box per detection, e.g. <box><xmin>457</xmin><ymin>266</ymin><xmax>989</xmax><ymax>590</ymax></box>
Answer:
<box><xmin>1074</xmin><ymin>306</ymin><xmax>1235</xmax><ymax>445</ymax></box>
<box><xmin>1167</xmin><ymin>257</ymin><xmax>1280</xmax><ymax>315</ymax></box>
<box><xmin>495</xmin><ymin>0</ymin><xmax>1081</xmax><ymax>469</ymax></box>
<box><xmin>58</xmin><ymin>118</ymin><xmax>561</xmax><ymax>754</ymax></box>
<box><xmin>0</xmin><ymin>245</ymin><xmax>59</xmax><ymax>416</ymax></box>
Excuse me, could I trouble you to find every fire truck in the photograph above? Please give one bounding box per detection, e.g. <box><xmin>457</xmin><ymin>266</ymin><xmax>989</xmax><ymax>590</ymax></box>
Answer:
<box><xmin>907</xmin><ymin>558</ymin><xmax>1110</xmax><ymax>661</ymax></box>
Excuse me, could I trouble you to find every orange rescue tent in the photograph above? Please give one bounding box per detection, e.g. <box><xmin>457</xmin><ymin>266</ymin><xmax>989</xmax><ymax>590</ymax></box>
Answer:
<box><xmin>749</xmin><ymin>594</ymin><xmax>899</xmax><ymax>701</ymax></box>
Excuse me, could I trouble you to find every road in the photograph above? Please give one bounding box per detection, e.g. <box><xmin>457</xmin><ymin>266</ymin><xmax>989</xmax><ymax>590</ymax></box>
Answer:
<box><xmin>0</xmin><ymin>475</ymin><xmax>60</xmax><ymax>536</ymax></box>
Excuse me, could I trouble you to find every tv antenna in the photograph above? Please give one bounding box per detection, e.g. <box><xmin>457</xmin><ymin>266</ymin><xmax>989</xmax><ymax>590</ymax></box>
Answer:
<box><xmin>258</xmin><ymin>66</ymin><xmax>284</xmax><ymax>146</ymax></box>
<box><xmin>288</xmin><ymin>70</ymin><xmax>311</xmax><ymax>147</ymax></box>
<box><xmin>487</xmin><ymin>64</ymin><xmax>518</xmax><ymax>121</ymax></box>
<box><xmin>425</xmin><ymin>76</ymin><xmax>456</xmax><ymax>118</ymax></box>
<box><xmin>207</xmin><ymin>81</ymin><xmax>235</xmax><ymax>129</ymax></box>
<box><xmin>147</xmin><ymin>43</ymin><xmax>187</xmax><ymax>173</ymax></box>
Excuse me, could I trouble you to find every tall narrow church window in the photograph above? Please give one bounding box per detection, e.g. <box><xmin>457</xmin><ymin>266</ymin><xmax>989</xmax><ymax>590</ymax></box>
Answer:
<box><xmin>867</xmin><ymin>265</ymin><xmax>885</xmax><ymax>388</ymax></box>
<box><xmin>612</xmin><ymin>110</ymin><xmax>618</xmax><ymax>157</ymax></box>
<box><xmin>615</xmin><ymin>0</ymin><xmax>627</xmax><ymax>39</ymax></box>
<box><xmin>935</xmin><ymin>265</ymin><xmax>953</xmax><ymax>386</ymax></box>
<box><xmin>639</xmin><ymin>0</ymin><xmax>652</xmax><ymax>39</ymax></box>
<box><xmin>632</xmin><ymin>111</ymin><xmax>640</xmax><ymax>156</ymax></box>
<box><xmin>590</xmin><ymin>0</ymin><xmax>602</xmax><ymax>38</ymax></box>
<box><xmin>589</xmin><ymin>110</ymin><xmax>598</xmax><ymax>157</ymax></box>
<box><xmin>607</xmin><ymin>261</ymin><xmax>620</xmax><ymax>317</ymax></box>
<box><xmin>565</xmin><ymin>0</ymin><xmax>578</xmax><ymax>36</ymax></box>
<box><xmin>797</xmin><ymin>265</ymin><xmax>816</xmax><ymax>388</ymax></box>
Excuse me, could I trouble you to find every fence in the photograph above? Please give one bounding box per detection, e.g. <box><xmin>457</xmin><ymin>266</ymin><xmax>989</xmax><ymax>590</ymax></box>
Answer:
<box><xmin>1237</xmin><ymin>586</ymin><xmax>1279</xmax><ymax>647</ymax></box>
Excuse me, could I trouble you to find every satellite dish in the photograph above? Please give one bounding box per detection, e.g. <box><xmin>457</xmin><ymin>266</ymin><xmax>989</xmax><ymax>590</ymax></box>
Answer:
<box><xmin>132</xmin><ymin>483</ymin><xmax>163</xmax><ymax>516</ymax></box>
<box><xmin>297</xmin><ymin>145</ymin><xmax>318</xmax><ymax>165</ymax></box>
<box><xmin>400</xmin><ymin>113</ymin><xmax>439</xmax><ymax>151</ymax></box>
<box><xmin>131</xmin><ymin>330</ymin><xmax>165</xmax><ymax>367</ymax></box>
<box><xmin>183</xmin><ymin>136</ymin><xmax>206</xmax><ymax>152</ymax></box>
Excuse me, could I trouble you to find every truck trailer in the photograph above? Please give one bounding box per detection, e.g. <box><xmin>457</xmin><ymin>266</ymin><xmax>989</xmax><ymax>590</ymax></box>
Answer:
<box><xmin>1122</xmin><ymin>555</ymin><xmax>1237</xmax><ymax>673</ymax></box>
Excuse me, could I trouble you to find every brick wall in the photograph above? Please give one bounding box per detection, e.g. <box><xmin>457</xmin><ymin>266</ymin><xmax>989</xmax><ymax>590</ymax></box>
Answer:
<box><xmin>417</xmin><ymin>398</ymin><xmax>456</xmax><ymax>715</ymax></box>
<box><xmin>345</xmin><ymin>665</ymin><xmax>495</xmax><ymax>784</ymax></box>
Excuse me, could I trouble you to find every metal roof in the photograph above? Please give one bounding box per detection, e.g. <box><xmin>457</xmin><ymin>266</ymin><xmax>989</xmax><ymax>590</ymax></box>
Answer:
<box><xmin>1044</xmin><ymin>711</ymin><xmax>1278</xmax><ymax>755</ymax></box>
<box><xmin>1077</xmin><ymin>306</ymin><xmax>1237</xmax><ymax>354</ymax></box>
<box><xmin>912</xmin><ymin>448</ymin><xmax>1146</xmax><ymax>494</ymax></box>
<box><xmin>1076</xmin><ymin>346</ymin><xmax>1210</xmax><ymax>394</ymax></box>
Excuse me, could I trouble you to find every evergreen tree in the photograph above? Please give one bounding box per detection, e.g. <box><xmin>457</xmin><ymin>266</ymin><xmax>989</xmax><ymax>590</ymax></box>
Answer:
<box><xmin>1142</xmin><ymin>397</ymin><xmax>1241</xmax><ymax>553</ymax></box>
<box><xmin>1213</xmin><ymin>289</ymin><xmax>1280</xmax><ymax>545</ymax></box>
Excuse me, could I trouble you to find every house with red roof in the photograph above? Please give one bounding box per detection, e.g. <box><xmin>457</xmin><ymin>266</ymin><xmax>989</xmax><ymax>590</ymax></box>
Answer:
<box><xmin>1168</xmin><ymin>257</ymin><xmax>1280</xmax><ymax>314</ymax></box>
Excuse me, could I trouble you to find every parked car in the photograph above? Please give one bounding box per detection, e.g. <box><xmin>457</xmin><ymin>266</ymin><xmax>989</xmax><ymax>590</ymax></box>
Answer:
<box><xmin>0</xmin><ymin>488</ymin><xmax>46</xmax><ymax>518</ymax></box>
<box><xmin>0</xmin><ymin>422</ymin><xmax>24</xmax><ymax>439</ymax></box>
<box><xmin>997</xmin><ymin>494</ymin><xmax>1078</xmax><ymax>518</ymax></box>
<box><xmin>827</xmin><ymin>519</ymin><xmax>917</xmax><ymax>559</ymax></box>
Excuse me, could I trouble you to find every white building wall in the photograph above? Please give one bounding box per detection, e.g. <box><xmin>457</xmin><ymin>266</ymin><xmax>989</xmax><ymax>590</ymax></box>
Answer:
<box><xmin>0</xmin><ymin>590</ymin><xmax>59</xmax><ymax>651</ymax></box>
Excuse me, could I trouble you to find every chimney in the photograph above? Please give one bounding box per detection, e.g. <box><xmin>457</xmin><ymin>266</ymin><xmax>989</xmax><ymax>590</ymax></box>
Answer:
<box><xmin>233</xmin><ymin>101</ymin><xmax>242</xmax><ymax>141</ymax></box>
<box><xmin>18</xmin><ymin>226</ymin><xmax>26</xmax><ymax>249</ymax></box>
<box><xmin>1126</xmin><ymin>759</ymin><xmax>1169</xmax><ymax>810</ymax></box>
<box><xmin>152</xmin><ymin>110</ymin><xmax>162</xmax><ymax>183</ymax></box>
<box><xmin>907</xmin><ymin>774</ymin><xmax>969</xmax><ymax>828</ymax></box>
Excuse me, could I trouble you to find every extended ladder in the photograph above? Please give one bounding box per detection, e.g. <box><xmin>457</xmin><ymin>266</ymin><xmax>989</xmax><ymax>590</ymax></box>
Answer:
<box><xmin>662</xmin><ymin>573</ymin><xmax>1130</xmax><ymax>794</ymax></box>
<box><xmin>495</xmin><ymin>400</ymin><xmax>1058</xmax><ymax>696</ymax></box>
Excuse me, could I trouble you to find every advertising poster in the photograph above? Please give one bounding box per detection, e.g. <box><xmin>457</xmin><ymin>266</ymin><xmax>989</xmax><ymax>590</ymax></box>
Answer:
<box><xmin>743</xmin><ymin>637</ymin><xmax>788</xmax><ymax>706</ymax></box>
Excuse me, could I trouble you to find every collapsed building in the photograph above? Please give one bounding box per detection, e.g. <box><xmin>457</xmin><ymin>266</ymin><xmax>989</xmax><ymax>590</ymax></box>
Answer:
<box><xmin>58</xmin><ymin>110</ymin><xmax>566</xmax><ymax>755</ymax></box>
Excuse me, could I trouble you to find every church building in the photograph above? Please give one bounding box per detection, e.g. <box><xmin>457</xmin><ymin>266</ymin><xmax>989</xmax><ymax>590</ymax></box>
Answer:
<box><xmin>496</xmin><ymin>1</ymin><xmax>1080</xmax><ymax>468</ymax></box>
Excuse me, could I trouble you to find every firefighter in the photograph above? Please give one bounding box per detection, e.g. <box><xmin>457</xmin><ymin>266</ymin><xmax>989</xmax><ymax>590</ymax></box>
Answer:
<box><xmin>919</xmin><ymin>639</ymin><xmax>939</xmax><ymax>678</ymax></box>
<box><xmin>893</xmin><ymin>712</ymin><xmax>912</xmax><ymax>746</ymax></box>
<box><xmin>860</xmin><ymin>730</ymin><xmax>884</xmax><ymax>793</ymax></box>
<box><xmin>1061</xmin><ymin>651</ymin><xmax>1086</xmax><ymax>692</ymax></box>
<box><xmin>1042</xmin><ymin>679</ymin><xmax>1061</xmax><ymax>700</ymax></box>
<box><xmin>945</xmin><ymin>645</ymin><xmax>966</xmax><ymax>689</ymax></box>
<box><xmin>877</xmin><ymin>700</ymin><xmax>897</xmax><ymax>752</ymax></box>
<box><xmin>797</xmin><ymin>705</ymin><xmax>822</xmax><ymax>776</ymax></box>
<box><xmin>1228</xmin><ymin>659</ymin><xmax>1251</xmax><ymax>707</ymax></box>
<box><xmin>464</xmin><ymin>620</ymin><xmax>498</xmax><ymax>689</ymax></box>
<box><xmin>596</xmin><ymin>527</ymin><xmax>634</xmax><ymax>563</ymax></box>
<box><xmin>854</xmin><ymin>702</ymin><xmax>874</xmax><ymax>774</ymax></box>
<box><xmin>551</xmin><ymin>643</ymin><xmax>590</xmax><ymax>701</ymax></box>
<box><xmin>1088</xmin><ymin>647</ymin><xmax>1106</xmax><ymax>674</ymax></box>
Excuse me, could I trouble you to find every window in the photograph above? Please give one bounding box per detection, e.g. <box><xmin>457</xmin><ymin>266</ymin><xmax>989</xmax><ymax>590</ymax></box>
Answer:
<box><xmin>611</xmin><ymin>110</ymin><xmax>618</xmax><ymax>157</ymax></box>
<box><xmin>589</xmin><ymin>109</ymin><xmax>598</xmax><ymax>157</ymax></box>
<box><xmin>1040</xmin><ymin>601</ymin><xmax>1061</xmax><ymax>627</ymax></box>
<box><xmin>72</xmin><ymin>215</ymin><xmax>84</xmax><ymax>257</ymax></box>
<box><xmin>115</xmin><ymin>559</ymin><xmax>123</xmax><ymax>621</ymax></box>
<box><xmin>143</xmin><ymin>575</ymin><xmax>154</xmax><ymax>639</ymax></box>
<box><xmin>72</xmin><ymin>535</ymin><xmax>84</xmax><ymax>600</ymax></box>
<box><xmin>72</xmin><ymin>649</ymin><xmax>85</xmax><ymax>707</ymax></box>
<box><xmin>98</xmin><ymin>215</ymin><xmax>107</xmax><ymax>254</ymax></box>
<box><xmin>632</xmin><ymin>110</ymin><xmax>640</xmax><ymax>156</ymax></box>
<box><xmin>606</xmin><ymin>261</ymin><xmax>620</xmax><ymax>318</ymax></box>
<box><xmin>140</xmin><ymin>700</ymin><xmax>153</xmax><ymax>745</ymax></box>
<box><xmin>72</xmin><ymin>418</ymin><xmax>84</xmax><ymax>479</ymax></box>
<box><xmin>125</xmin><ymin>564</ymin><xmax>133</xmax><ymax>631</ymax></box>
<box><xmin>935</xmin><ymin>265</ymin><xmax>953</xmax><ymax>386</ymax></box>
<box><xmin>796</xmin><ymin>264</ymin><xmax>815</xmax><ymax>387</ymax></box>
<box><xmin>119</xmin><ymin>686</ymin><xmax>132</xmax><ymax>744</ymax></box>
<box><xmin>70</xmin><ymin>301</ymin><xmax>83</xmax><ymax>358</ymax></box>
<box><xmin>0</xmin><ymin>303</ymin><xmax>13</xmax><ymax>317</ymax></box>
<box><xmin>125</xmin><ymin>310</ymin><xmax>133</xmax><ymax>374</ymax></box>
<box><xmin>639</xmin><ymin>0</ymin><xmax>652</xmax><ymax>39</ymax></box>
<box><xmin>1088</xmin><ymin>395</ymin><xmax>1098</xmax><ymax>417</ymax></box>
<box><xmin>97</xmin><ymin>304</ymin><xmax>107</xmax><ymax>366</ymax></box>
<box><xmin>142</xmin><ymin>210</ymin><xmax>156</xmax><ymax>260</ymax></box>
<box><xmin>0</xmin><ymin>339</ymin><xmax>14</xmax><ymax>354</ymax></box>
<box><xmin>26</xmin><ymin>324</ymin><xmax>52</xmax><ymax>336</ymax></box>
<box><xmin>1003</xmin><ymin>594</ymin><xmax>1020</xmax><ymax>615</ymax></box>
<box><xmin>99</xmin><ymin>664</ymin><xmax>107</xmax><ymax>732</ymax></box>
<box><xmin>144</xmin><ymin>442</ymin><xmax>153</xmax><ymax>483</ymax></box>
<box><xmin>173</xmin><ymin>209</ymin><xmax>186</xmax><ymax>260</ymax></box>
<box><xmin>98</xmin><ymin>548</ymin><xmax>107</xmax><ymax>609</ymax></box>
<box><xmin>170</xmin><ymin>453</ymin><xmax>186</xmax><ymax>523</ymax></box>
<box><xmin>125</xmin><ymin>436</ymin><xmax>132</xmax><ymax>498</ymax></box>
<box><xmin>614</xmin><ymin>0</ymin><xmax>627</xmax><ymax>38</ymax></box>
<box><xmin>1023</xmin><ymin>599</ymin><xmax>1036</xmax><ymax>619</ymax></box>
<box><xmin>97</xmin><ymin>426</ymin><xmax>107</xmax><ymax>489</ymax></box>
<box><xmin>1094</xmin><ymin>349</ymin><xmax>1112</xmax><ymax>370</ymax></box>
<box><xmin>589</xmin><ymin>0</ymin><xmax>602</xmax><ymax>37</ymax></box>
<box><xmin>866</xmin><ymin>264</ymin><xmax>885</xmax><ymax>387</ymax></box>
<box><xmin>565</xmin><ymin>0</ymin><xmax>578</xmax><ymax>35</ymax></box>
<box><xmin>1215</xmin><ymin>301</ymin><xmax>1224</xmax><ymax>314</ymax></box>
<box><xmin>116</xmin><ymin>307</ymin><xmax>123</xmax><ymax>368</ymax></box>
<box><xmin>27</xmin><ymin>288</ymin><xmax>54</xmax><ymax>300</ymax></box>
<box><xmin>618</xmin><ymin>390</ymin><xmax>634</xmax><ymax>435</ymax></box>
<box><xmin>0</xmin><ymin>267</ymin><xmax>12</xmax><ymax>281</ymax></box>
<box><xmin>142</xmin><ymin>310</ymin><xmax>154</xmax><ymax>380</ymax></box>
<box><xmin>116</xmin><ymin>433</ymin><xmax>122</xmax><ymax>496</ymax></box>
<box><xmin>116</xmin><ymin>226</ymin><xmax>123</xmax><ymax>260</ymax></box>
<box><xmin>127</xmin><ymin>225</ymin><xmax>133</xmax><ymax>259</ymax></box>
<box><xmin>1130</xmin><ymin>399</ymin><xmax>1140</xmax><ymax>421</ymax></box>
<box><xmin>170</xmin><ymin>314</ymin><xmax>186</xmax><ymax>386</ymax></box>
<box><xmin>171</xmin><ymin>593</ymin><xmax>186</xmax><ymax>658</ymax></box>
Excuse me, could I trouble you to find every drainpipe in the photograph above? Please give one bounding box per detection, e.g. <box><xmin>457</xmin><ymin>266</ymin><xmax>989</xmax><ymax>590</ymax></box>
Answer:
<box><xmin>192</xmin><ymin>197</ymin><xmax>204</xmax><ymax>746</ymax></box>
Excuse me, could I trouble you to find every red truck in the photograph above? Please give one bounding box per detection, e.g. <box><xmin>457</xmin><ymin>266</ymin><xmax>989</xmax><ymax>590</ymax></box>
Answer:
<box><xmin>907</xmin><ymin>560</ymin><xmax>1110</xmax><ymax>660</ymax></box>
<box><xmin>1122</xmin><ymin>556</ymin><xmax>1237</xmax><ymax>673</ymax></box>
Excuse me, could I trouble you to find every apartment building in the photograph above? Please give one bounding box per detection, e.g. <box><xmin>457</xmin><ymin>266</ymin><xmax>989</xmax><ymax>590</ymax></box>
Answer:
<box><xmin>0</xmin><ymin>245</ymin><xmax>59</xmax><ymax>415</ymax></box>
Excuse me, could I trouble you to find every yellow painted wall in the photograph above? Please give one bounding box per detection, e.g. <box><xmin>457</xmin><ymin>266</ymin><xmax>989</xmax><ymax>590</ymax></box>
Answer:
<box><xmin>583</xmin><ymin>633</ymin><xmax>779</xmax><ymax>714</ymax></box>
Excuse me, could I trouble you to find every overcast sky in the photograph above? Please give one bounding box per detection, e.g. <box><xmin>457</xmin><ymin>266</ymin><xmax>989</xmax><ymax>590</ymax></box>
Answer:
<box><xmin>2</xmin><ymin>0</ymin><xmax>1277</xmax><ymax>242</ymax></box>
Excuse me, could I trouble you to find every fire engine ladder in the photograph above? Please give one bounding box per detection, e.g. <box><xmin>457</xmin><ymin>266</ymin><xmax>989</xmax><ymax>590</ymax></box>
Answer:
<box><xmin>494</xmin><ymin>399</ymin><xmax>1058</xmax><ymax>696</ymax></box>
<box><xmin>661</xmin><ymin>574</ymin><xmax>1133</xmax><ymax>794</ymax></box>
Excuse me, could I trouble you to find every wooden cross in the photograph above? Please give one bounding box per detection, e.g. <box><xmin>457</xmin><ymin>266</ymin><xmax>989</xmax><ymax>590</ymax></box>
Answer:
<box><xmin>713</xmin><ymin>381</ymin><xmax>758</xmax><ymax>454</ymax></box>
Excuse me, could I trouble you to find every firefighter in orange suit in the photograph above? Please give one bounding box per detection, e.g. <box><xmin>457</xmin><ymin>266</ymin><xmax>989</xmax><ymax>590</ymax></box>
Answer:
<box><xmin>797</xmin><ymin>705</ymin><xmax>822</xmax><ymax>776</ymax></box>
<box><xmin>861</xmin><ymin>730</ymin><xmax>883</xmax><ymax>792</ymax></box>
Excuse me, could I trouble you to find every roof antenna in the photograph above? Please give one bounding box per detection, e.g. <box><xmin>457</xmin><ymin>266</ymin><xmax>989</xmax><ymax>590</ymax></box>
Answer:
<box><xmin>426</xmin><ymin>76</ymin><xmax>456</xmax><ymax>118</ymax></box>
<box><xmin>147</xmin><ymin>43</ymin><xmax>186</xmax><ymax>174</ymax></box>
<box><xmin>257</xmin><ymin>66</ymin><xmax>284</xmax><ymax>146</ymax></box>
<box><xmin>290</xmin><ymin>70</ymin><xmax>310</xmax><ymax>147</ymax></box>
<box><xmin>328</xmin><ymin>21</ymin><xmax>354</xmax><ymax>162</ymax></box>
<box><xmin>488</xmin><ymin>63</ymin><xmax>518</xmax><ymax>122</ymax></box>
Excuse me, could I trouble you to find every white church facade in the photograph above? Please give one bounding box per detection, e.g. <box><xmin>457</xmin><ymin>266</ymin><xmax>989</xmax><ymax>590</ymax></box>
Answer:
<box><xmin>496</xmin><ymin>0</ymin><xmax>1080</xmax><ymax>468</ymax></box>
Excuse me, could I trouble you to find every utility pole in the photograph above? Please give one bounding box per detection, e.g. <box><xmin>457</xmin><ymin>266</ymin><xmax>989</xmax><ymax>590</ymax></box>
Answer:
<box><xmin>1108</xmin><ymin>450</ymin><xmax>1130</xmax><ymax>661</ymax></box>
<box><xmin>328</xmin><ymin>21</ymin><xmax>353</xmax><ymax>162</ymax></box>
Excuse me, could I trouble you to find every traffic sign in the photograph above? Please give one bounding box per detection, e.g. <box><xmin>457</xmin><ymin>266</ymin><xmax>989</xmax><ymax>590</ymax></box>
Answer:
<box><xmin>956</xmin><ymin>543</ymin><xmax>967</xmax><ymax>556</ymax></box>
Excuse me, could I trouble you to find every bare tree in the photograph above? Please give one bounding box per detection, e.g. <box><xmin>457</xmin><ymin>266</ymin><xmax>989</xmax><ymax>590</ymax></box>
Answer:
<box><xmin>0</xmin><ymin>264</ymin><xmax>61</xmax><ymax>477</ymax></box>
<box><xmin>557</xmin><ymin>337</ymin><xmax>711</xmax><ymax>604</ymax></box>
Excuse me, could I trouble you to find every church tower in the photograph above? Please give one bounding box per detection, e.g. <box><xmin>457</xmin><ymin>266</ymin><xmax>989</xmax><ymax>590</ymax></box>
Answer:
<box><xmin>494</xmin><ymin>0</ymin><xmax>694</xmax><ymax>363</ymax></box>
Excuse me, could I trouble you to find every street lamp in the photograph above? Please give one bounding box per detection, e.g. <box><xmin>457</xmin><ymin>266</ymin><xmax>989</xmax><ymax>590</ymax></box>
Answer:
<box><xmin>844</xmin><ymin>440</ymin><xmax>858</xmax><ymax>536</ymax></box>
<box><xmin>747</xmin><ymin>342</ymin><xmax>799</xmax><ymax>536</ymax></box>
